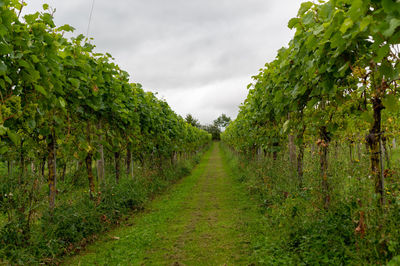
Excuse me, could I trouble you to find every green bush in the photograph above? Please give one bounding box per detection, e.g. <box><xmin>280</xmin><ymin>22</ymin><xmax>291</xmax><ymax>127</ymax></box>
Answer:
<box><xmin>42</xmin><ymin>197</ymin><xmax>102</xmax><ymax>244</ymax></box>
<box><xmin>0</xmin><ymin>152</ymin><xmax>203</xmax><ymax>264</ymax></box>
<box><xmin>221</xmin><ymin>143</ymin><xmax>400</xmax><ymax>265</ymax></box>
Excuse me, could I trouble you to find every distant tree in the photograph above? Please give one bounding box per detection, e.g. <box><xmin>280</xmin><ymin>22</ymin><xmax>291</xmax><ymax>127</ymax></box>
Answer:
<box><xmin>214</xmin><ymin>114</ymin><xmax>231</xmax><ymax>130</ymax></box>
<box><xmin>201</xmin><ymin>114</ymin><xmax>232</xmax><ymax>141</ymax></box>
<box><xmin>202</xmin><ymin>124</ymin><xmax>221</xmax><ymax>141</ymax></box>
<box><xmin>184</xmin><ymin>113</ymin><xmax>231</xmax><ymax>140</ymax></box>
<box><xmin>185</xmin><ymin>114</ymin><xmax>201</xmax><ymax>128</ymax></box>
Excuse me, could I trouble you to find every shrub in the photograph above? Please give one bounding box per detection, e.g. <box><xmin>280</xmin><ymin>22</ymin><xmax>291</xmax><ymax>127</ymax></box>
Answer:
<box><xmin>0</xmin><ymin>152</ymin><xmax>203</xmax><ymax>264</ymax></box>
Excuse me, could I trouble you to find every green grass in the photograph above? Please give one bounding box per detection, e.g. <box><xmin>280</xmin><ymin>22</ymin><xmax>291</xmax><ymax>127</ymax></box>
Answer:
<box><xmin>58</xmin><ymin>142</ymin><xmax>400</xmax><ymax>265</ymax></box>
<box><xmin>64</xmin><ymin>143</ymin><xmax>266</xmax><ymax>265</ymax></box>
<box><xmin>63</xmin><ymin>145</ymin><xmax>212</xmax><ymax>265</ymax></box>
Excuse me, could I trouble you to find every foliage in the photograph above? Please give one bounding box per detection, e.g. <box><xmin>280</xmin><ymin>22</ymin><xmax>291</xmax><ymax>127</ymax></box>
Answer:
<box><xmin>214</xmin><ymin>114</ymin><xmax>231</xmax><ymax>129</ymax></box>
<box><xmin>221</xmin><ymin>143</ymin><xmax>400</xmax><ymax>264</ymax></box>
<box><xmin>0</xmin><ymin>151</ymin><xmax>205</xmax><ymax>264</ymax></box>
<box><xmin>185</xmin><ymin>114</ymin><xmax>201</xmax><ymax>128</ymax></box>
<box><xmin>0</xmin><ymin>1</ymin><xmax>211</xmax><ymax>264</ymax></box>
<box><xmin>202</xmin><ymin>114</ymin><xmax>232</xmax><ymax>140</ymax></box>
<box><xmin>222</xmin><ymin>0</ymin><xmax>400</xmax><ymax>263</ymax></box>
<box><xmin>202</xmin><ymin>124</ymin><xmax>222</xmax><ymax>141</ymax></box>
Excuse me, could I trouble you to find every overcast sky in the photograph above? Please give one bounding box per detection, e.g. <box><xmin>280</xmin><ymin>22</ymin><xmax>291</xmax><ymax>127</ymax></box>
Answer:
<box><xmin>24</xmin><ymin>0</ymin><xmax>304</xmax><ymax>124</ymax></box>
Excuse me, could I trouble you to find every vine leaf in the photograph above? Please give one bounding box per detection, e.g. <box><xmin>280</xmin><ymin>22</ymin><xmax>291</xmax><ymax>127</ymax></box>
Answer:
<box><xmin>7</xmin><ymin>130</ymin><xmax>20</xmax><ymax>146</ymax></box>
<box><xmin>35</xmin><ymin>84</ymin><xmax>48</xmax><ymax>96</ymax></box>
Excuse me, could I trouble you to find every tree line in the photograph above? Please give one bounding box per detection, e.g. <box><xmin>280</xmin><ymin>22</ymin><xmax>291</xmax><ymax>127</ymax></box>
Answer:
<box><xmin>185</xmin><ymin>113</ymin><xmax>231</xmax><ymax>140</ymax></box>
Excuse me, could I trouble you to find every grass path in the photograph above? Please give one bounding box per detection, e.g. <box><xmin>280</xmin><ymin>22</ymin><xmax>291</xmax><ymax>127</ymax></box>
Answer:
<box><xmin>64</xmin><ymin>143</ymin><xmax>262</xmax><ymax>265</ymax></box>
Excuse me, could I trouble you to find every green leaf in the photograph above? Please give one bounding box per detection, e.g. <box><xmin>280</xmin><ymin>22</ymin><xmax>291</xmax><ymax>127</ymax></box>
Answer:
<box><xmin>394</xmin><ymin>62</ymin><xmax>400</xmax><ymax>80</ymax></box>
<box><xmin>58</xmin><ymin>97</ymin><xmax>66</xmax><ymax>108</ymax></box>
<box><xmin>41</xmin><ymin>13</ymin><xmax>55</xmax><ymax>28</ymax></box>
<box><xmin>4</xmin><ymin>75</ymin><xmax>11</xmax><ymax>84</ymax></box>
<box><xmin>0</xmin><ymin>43</ymin><xmax>11</xmax><ymax>54</ymax></box>
<box><xmin>27</xmin><ymin>119</ymin><xmax>36</xmax><ymax>129</ymax></box>
<box><xmin>282</xmin><ymin>120</ymin><xmax>290</xmax><ymax>133</ymax></box>
<box><xmin>0</xmin><ymin>24</ymin><xmax>8</xmax><ymax>37</ymax></box>
<box><xmin>34</xmin><ymin>84</ymin><xmax>48</xmax><ymax>96</ymax></box>
<box><xmin>302</xmin><ymin>12</ymin><xmax>314</xmax><ymax>25</ymax></box>
<box><xmin>43</xmin><ymin>3</ymin><xmax>49</xmax><ymax>10</ymax></box>
<box><xmin>380</xmin><ymin>60</ymin><xmax>395</xmax><ymax>80</ymax></box>
<box><xmin>31</xmin><ymin>55</ymin><xmax>40</xmax><ymax>63</ymax></box>
<box><xmin>313</xmin><ymin>25</ymin><xmax>324</xmax><ymax>35</ymax></box>
<box><xmin>68</xmin><ymin>78</ymin><xmax>80</xmax><ymax>88</ymax></box>
<box><xmin>383</xmin><ymin>18</ymin><xmax>400</xmax><ymax>38</ymax></box>
<box><xmin>348</xmin><ymin>0</ymin><xmax>364</xmax><ymax>21</ymax></box>
<box><xmin>375</xmin><ymin>44</ymin><xmax>390</xmax><ymax>62</ymax></box>
<box><xmin>53</xmin><ymin>115</ymin><xmax>63</xmax><ymax>125</ymax></box>
<box><xmin>298</xmin><ymin>2</ymin><xmax>313</xmax><ymax>16</ymax></box>
<box><xmin>0</xmin><ymin>60</ymin><xmax>7</xmax><ymax>76</ymax></box>
<box><xmin>19</xmin><ymin>59</ymin><xmax>31</xmax><ymax>69</ymax></box>
<box><xmin>360</xmin><ymin>16</ymin><xmax>372</xmax><ymax>32</ymax></box>
<box><xmin>57</xmin><ymin>24</ymin><xmax>75</xmax><ymax>32</ymax></box>
<box><xmin>340</xmin><ymin>18</ymin><xmax>354</xmax><ymax>33</ymax></box>
<box><xmin>337</xmin><ymin>63</ymin><xmax>349</xmax><ymax>75</ymax></box>
<box><xmin>27</xmin><ymin>70</ymin><xmax>41</xmax><ymax>83</ymax></box>
<box><xmin>382</xmin><ymin>0</ymin><xmax>399</xmax><ymax>14</ymax></box>
<box><xmin>7</xmin><ymin>130</ymin><xmax>20</xmax><ymax>145</ymax></box>
<box><xmin>0</xmin><ymin>125</ymin><xmax>7</xmax><ymax>135</ymax></box>
<box><xmin>24</xmin><ymin>12</ymin><xmax>39</xmax><ymax>24</ymax></box>
<box><xmin>0</xmin><ymin>145</ymin><xmax>8</xmax><ymax>154</ymax></box>
<box><xmin>288</xmin><ymin>18</ymin><xmax>300</xmax><ymax>29</ymax></box>
<box><xmin>382</xmin><ymin>94</ymin><xmax>398</xmax><ymax>113</ymax></box>
<box><xmin>319</xmin><ymin>2</ymin><xmax>333</xmax><ymax>21</ymax></box>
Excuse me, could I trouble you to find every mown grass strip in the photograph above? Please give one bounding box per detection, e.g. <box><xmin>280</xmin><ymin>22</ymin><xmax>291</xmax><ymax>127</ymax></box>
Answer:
<box><xmin>63</xmin><ymin>145</ymin><xmax>213</xmax><ymax>265</ymax></box>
